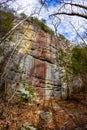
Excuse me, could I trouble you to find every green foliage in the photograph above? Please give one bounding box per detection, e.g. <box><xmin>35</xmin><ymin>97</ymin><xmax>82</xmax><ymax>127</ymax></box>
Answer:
<box><xmin>25</xmin><ymin>85</ymin><xmax>36</xmax><ymax>95</ymax></box>
<box><xmin>71</xmin><ymin>45</ymin><xmax>87</xmax><ymax>75</ymax></box>
<box><xmin>56</xmin><ymin>44</ymin><xmax>87</xmax><ymax>98</ymax></box>
<box><xmin>56</xmin><ymin>39</ymin><xmax>72</xmax><ymax>99</ymax></box>
<box><xmin>19</xmin><ymin>13</ymin><xmax>54</xmax><ymax>35</ymax></box>
<box><xmin>41</xmin><ymin>18</ymin><xmax>46</xmax><ymax>24</ymax></box>
<box><xmin>58</xmin><ymin>44</ymin><xmax>87</xmax><ymax>77</ymax></box>
<box><xmin>71</xmin><ymin>45</ymin><xmax>87</xmax><ymax>95</ymax></box>
<box><xmin>59</xmin><ymin>34</ymin><xmax>66</xmax><ymax>39</ymax></box>
<box><xmin>57</xmin><ymin>47</ymin><xmax>71</xmax><ymax>70</ymax></box>
<box><xmin>17</xmin><ymin>83</ymin><xmax>36</xmax><ymax>103</ymax></box>
<box><xmin>58</xmin><ymin>49</ymin><xmax>67</xmax><ymax>65</ymax></box>
<box><xmin>20</xmin><ymin>13</ymin><xmax>27</xmax><ymax>18</ymax></box>
<box><xmin>59</xmin><ymin>34</ymin><xmax>70</xmax><ymax>44</ymax></box>
<box><xmin>0</xmin><ymin>10</ymin><xmax>14</xmax><ymax>38</ymax></box>
<box><xmin>29</xmin><ymin>17</ymin><xmax>54</xmax><ymax>35</ymax></box>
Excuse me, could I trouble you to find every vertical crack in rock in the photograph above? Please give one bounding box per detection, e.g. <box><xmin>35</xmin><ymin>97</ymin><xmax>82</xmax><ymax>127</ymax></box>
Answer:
<box><xmin>0</xmin><ymin>19</ymin><xmax>61</xmax><ymax>99</ymax></box>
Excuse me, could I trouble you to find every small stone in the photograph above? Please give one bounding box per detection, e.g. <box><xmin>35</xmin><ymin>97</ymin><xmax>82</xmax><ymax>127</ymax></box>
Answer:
<box><xmin>35</xmin><ymin>110</ymin><xmax>44</xmax><ymax>114</ymax></box>
<box><xmin>20</xmin><ymin>123</ymin><xmax>37</xmax><ymax>130</ymax></box>
<box><xmin>40</xmin><ymin>111</ymin><xmax>52</xmax><ymax>123</ymax></box>
<box><xmin>14</xmin><ymin>117</ymin><xmax>18</xmax><ymax>121</ymax></box>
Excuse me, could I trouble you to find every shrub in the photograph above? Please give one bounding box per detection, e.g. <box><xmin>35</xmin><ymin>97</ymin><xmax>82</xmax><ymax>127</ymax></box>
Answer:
<box><xmin>0</xmin><ymin>10</ymin><xmax>14</xmax><ymax>38</ymax></box>
<box><xmin>17</xmin><ymin>83</ymin><xmax>37</xmax><ymax>103</ymax></box>
<box><xmin>20</xmin><ymin>13</ymin><xmax>27</xmax><ymax>18</ymax></box>
<box><xmin>58</xmin><ymin>34</ymin><xmax>70</xmax><ymax>44</ymax></box>
<box><xmin>29</xmin><ymin>17</ymin><xmax>54</xmax><ymax>35</ymax></box>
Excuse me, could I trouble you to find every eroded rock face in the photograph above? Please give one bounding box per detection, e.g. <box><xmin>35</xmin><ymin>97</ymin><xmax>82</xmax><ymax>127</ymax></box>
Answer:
<box><xmin>0</xmin><ymin>19</ymin><xmax>62</xmax><ymax>98</ymax></box>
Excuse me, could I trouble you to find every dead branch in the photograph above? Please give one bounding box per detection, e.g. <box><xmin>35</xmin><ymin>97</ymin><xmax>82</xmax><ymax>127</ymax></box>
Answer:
<box><xmin>64</xmin><ymin>2</ymin><xmax>87</xmax><ymax>10</ymax></box>
<box><xmin>50</xmin><ymin>12</ymin><xmax>87</xmax><ymax>19</ymax></box>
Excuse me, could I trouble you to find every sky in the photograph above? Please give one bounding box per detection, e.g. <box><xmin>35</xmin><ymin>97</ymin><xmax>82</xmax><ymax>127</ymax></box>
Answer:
<box><xmin>6</xmin><ymin>0</ymin><xmax>87</xmax><ymax>44</ymax></box>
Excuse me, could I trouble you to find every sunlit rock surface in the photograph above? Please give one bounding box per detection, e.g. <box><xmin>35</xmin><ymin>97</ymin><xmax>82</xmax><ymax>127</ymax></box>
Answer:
<box><xmin>0</xmin><ymin>19</ymin><xmax>64</xmax><ymax>98</ymax></box>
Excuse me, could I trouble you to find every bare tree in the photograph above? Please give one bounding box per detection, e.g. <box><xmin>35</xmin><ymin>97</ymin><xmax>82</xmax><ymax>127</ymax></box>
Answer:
<box><xmin>40</xmin><ymin>0</ymin><xmax>87</xmax><ymax>19</ymax></box>
<box><xmin>40</xmin><ymin>0</ymin><xmax>87</xmax><ymax>44</ymax></box>
<box><xmin>50</xmin><ymin>2</ymin><xmax>87</xmax><ymax>19</ymax></box>
<box><xmin>0</xmin><ymin>0</ymin><xmax>13</xmax><ymax>5</ymax></box>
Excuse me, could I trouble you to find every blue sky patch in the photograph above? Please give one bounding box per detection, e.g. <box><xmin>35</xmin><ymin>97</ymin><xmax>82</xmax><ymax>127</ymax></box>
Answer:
<box><xmin>44</xmin><ymin>0</ymin><xmax>61</xmax><ymax>7</ymax></box>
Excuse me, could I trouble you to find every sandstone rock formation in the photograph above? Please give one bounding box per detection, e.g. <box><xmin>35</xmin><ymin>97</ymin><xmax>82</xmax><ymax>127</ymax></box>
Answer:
<box><xmin>0</xmin><ymin>18</ymin><xmax>66</xmax><ymax>99</ymax></box>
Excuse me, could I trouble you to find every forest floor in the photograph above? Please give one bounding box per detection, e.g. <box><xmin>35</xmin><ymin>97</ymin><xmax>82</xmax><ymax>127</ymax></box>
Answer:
<box><xmin>0</xmin><ymin>93</ymin><xmax>87</xmax><ymax>130</ymax></box>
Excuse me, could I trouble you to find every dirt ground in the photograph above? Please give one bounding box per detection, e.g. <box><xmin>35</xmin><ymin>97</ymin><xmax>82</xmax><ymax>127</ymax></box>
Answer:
<box><xmin>0</xmin><ymin>93</ymin><xmax>87</xmax><ymax>130</ymax></box>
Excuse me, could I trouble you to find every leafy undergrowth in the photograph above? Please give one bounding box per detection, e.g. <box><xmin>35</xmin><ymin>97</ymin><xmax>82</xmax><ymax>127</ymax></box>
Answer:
<box><xmin>0</xmin><ymin>93</ymin><xmax>87</xmax><ymax>130</ymax></box>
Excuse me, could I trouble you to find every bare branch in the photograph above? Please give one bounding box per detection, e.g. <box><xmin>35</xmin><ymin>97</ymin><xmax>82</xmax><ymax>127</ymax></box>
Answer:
<box><xmin>64</xmin><ymin>2</ymin><xmax>87</xmax><ymax>10</ymax></box>
<box><xmin>40</xmin><ymin>0</ymin><xmax>87</xmax><ymax>19</ymax></box>
<box><xmin>70</xmin><ymin>22</ymin><xmax>87</xmax><ymax>45</ymax></box>
<box><xmin>50</xmin><ymin>12</ymin><xmax>87</xmax><ymax>19</ymax></box>
<box><xmin>0</xmin><ymin>0</ymin><xmax>13</xmax><ymax>6</ymax></box>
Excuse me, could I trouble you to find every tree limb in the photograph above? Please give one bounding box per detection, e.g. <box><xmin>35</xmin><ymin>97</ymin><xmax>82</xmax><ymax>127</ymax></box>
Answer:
<box><xmin>50</xmin><ymin>12</ymin><xmax>87</xmax><ymax>19</ymax></box>
<box><xmin>64</xmin><ymin>2</ymin><xmax>87</xmax><ymax>10</ymax></box>
<box><xmin>0</xmin><ymin>0</ymin><xmax>13</xmax><ymax>5</ymax></box>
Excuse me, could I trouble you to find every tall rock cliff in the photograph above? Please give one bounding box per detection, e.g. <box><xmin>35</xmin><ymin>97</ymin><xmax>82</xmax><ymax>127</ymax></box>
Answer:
<box><xmin>0</xmin><ymin>18</ymin><xmax>65</xmax><ymax>98</ymax></box>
